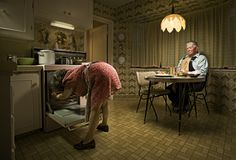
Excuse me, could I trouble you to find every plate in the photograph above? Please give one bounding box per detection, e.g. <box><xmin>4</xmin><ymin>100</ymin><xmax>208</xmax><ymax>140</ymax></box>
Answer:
<box><xmin>188</xmin><ymin>73</ymin><xmax>200</xmax><ymax>77</ymax></box>
<box><xmin>155</xmin><ymin>74</ymin><xmax>173</xmax><ymax>77</ymax></box>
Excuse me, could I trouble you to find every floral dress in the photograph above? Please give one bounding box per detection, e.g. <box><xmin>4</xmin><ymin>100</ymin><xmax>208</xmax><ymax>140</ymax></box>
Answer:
<box><xmin>62</xmin><ymin>62</ymin><xmax>122</xmax><ymax>109</ymax></box>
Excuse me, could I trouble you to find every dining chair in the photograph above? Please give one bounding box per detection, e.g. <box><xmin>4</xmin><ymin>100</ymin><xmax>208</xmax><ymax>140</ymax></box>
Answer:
<box><xmin>188</xmin><ymin>74</ymin><xmax>209</xmax><ymax>118</ymax></box>
<box><xmin>136</xmin><ymin>71</ymin><xmax>171</xmax><ymax>120</ymax></box>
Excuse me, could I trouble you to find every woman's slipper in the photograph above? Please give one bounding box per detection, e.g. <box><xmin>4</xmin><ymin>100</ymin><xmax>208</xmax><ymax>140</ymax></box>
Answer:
<box><xmin>74</xmin><ymin>139</ymin><xmax>95</xmax><ymax>150</ymax></box>
<box><xmin>96</xmin><ymin>124</ymin><xmax>109</xmax><ymax>132</ymax></box>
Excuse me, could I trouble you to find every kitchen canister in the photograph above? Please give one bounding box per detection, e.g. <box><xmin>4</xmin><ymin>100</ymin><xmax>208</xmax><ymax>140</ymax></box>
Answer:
<box><xmin>38</xmin><ymin>50</ymin><xmax>55</xmax><ymax>65</ymax></box>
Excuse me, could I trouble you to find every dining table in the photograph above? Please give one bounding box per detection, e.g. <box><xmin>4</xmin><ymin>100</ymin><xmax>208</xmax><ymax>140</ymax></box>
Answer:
<box><xmin>145</xmin><ymin>74</ymin><xmax>206</xmax><ymax>135</ymax></box>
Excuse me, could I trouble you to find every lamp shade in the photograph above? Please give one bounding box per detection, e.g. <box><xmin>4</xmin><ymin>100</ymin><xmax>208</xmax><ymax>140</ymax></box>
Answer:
<box><xmin>161</xmin><ymin>14</ymin><xmax>186</xmax><ymax>33</ymax></box>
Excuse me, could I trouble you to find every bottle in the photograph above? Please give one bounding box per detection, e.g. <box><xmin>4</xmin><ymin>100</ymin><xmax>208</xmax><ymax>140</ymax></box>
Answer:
<box><xmin>55</xmin><ymin>42</ymin><xmax>59</xmax><ymax>49</ymax></box>
<box><xmin>160</xmin><ymin>62</ymin><xmax>162</xmax><ymax>68</ymax></box>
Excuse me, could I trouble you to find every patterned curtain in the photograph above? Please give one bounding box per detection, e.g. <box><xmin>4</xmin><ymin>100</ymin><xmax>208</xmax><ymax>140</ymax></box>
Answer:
<box><xmin>129</xmin><ymin>2</ymin><xmax>233</xmax><ymax>68</ymax></box>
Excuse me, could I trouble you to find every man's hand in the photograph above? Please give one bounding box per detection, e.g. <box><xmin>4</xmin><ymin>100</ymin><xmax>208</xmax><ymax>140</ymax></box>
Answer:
<box><xmin>180</xmin><ymin>71</ymin><xmax>188</xmax><ymax>76</ymax></box>
<box><xmin>177</xmin><ymin>70</ymin><xmax>188</xmax><ymax>76</ymax></box>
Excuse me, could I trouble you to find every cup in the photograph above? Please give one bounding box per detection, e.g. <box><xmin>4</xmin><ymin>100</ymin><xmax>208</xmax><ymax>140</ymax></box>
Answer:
<box><xmin>176</xmin><ymin>67</ymin><xmax>181</xmax><ymax>75</ymax></box>
<box><xmin>170</xmin><ymin>66</ymin><xmax>176</xmax><ymax>75</ymax></box>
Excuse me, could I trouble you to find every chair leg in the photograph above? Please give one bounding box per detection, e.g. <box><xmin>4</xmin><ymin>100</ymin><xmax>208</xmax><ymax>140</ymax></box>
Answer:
<box><xmin>188</xmin><ymin>93</ymin><xmax>197</xmax><ymax>118</ymax></box>
<box><xmin>163</xmin><ymin>95</ymin><xmax>171</xmax><ymax>116</ymax></box>
<box><xmin>150</xmin><ymin>98</ymin><xmax>158</xmax><ymax>121</ymax></box>
<box><xmin>193</xmin><ymin>94</ymin><xmax>197</xmax><ymax>118</ymax></box>
<box><xmin>203</xmin><ymin>96</ymin><xmax>210</xmax><ymax>114</ymax></box>
<box><xmin>188</xmin><ymin>96</ymin><xmax>193</xmax><ymax>118</ymax></box>
<box><xmin>136</xmin><ymin>95</ymin><xmax>143</xmax><ymax>112</ymax></box>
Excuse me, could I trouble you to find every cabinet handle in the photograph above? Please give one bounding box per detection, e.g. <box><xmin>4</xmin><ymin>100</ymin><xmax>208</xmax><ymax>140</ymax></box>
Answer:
<box><xmin>0</xmin><ymin>9</ymin><xmax>8</xmax><ymax>15</ymax></box>
<box><xmin>32</xmin><ymin>83</ymin><xmax>37</xmax><ymax>88</ymax></box>
<box><xmin>64</xmin><ymin>11</ymin><xmax>71</xmax><ymax>16</ymax></box>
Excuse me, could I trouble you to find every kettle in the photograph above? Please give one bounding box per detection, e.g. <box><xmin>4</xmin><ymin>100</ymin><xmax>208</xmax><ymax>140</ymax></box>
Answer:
<box><xmin>38</xmin><ymin>50</ymin><xmax>55</xmax><ymax>65</ymax></box>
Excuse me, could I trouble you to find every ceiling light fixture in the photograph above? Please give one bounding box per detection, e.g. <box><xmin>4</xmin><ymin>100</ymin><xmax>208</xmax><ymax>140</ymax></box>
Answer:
<box><xmin>161</xmin><ymin>0</ymin><xmax>186</xmax><ymax>33</ymax></box>
<box><xmin>50</xmin><ymin>21</ymin><xmax>75</xmax><ymax>30</ymax></box>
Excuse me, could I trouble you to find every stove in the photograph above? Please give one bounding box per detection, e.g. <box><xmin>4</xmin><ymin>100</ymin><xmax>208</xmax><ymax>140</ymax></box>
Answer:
<box><xmin>32</xmin><ymin>48</ymin><xmax>87</xmax><ymax>65</ymax></box>
<box><xmin>32</xmin><ymin>47</ymin><xmax>89</xmax><ymax>132</ymax></box>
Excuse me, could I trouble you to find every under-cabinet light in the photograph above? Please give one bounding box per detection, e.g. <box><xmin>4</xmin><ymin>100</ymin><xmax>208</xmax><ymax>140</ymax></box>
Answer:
<box><xmin>50</xmin><ymin>21</ymin><xmax>75</xmax><ymax>30</ymax></box>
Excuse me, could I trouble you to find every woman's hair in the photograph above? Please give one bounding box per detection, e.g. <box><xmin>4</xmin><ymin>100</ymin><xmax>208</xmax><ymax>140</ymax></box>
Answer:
<box><xmin>50</xmin><ymin>69</ymin><xmax>68</xmax><ymax>91</ymax></box>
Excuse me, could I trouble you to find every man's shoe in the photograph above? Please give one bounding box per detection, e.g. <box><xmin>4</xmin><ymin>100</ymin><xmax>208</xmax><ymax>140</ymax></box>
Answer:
<box><xmin>184</xmin><ymin>104</ymin><xmax>190</xmax><ymax>113</ymax></box>
<box><xmin>173</xmin><ymin>106</ymin><xmax>179</xmax><ymax>113</ymax></box>
<box><xmin>97</xmin><ymin>124</ymin><xmax>109</xmax><ymax>132</ymax></box>
<box><xmin>74</xmin><ymin>140</ymin><xmax>95</xmax><ymax>150</ymax></box>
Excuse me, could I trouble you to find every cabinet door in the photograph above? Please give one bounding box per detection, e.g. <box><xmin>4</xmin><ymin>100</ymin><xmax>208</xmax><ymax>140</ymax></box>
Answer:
<box><xmin>0</xmin><ymin>0</ymin><xmax>34</xmax><ymax>40</ymax></box>
<box><xmin>35</xmin><ymin>0</ymin><xmax>93</xmax><ymax>29</ymax></box>
<box><xmin>11</xmin><ymin>73</ymin><xmax>42</xmax><ymax>135</ymax></box>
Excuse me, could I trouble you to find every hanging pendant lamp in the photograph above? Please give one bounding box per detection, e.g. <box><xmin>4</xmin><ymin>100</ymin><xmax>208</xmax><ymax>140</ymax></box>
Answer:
<box><xmin>161</xmin><ymin>0</ymin><xmax>186</xmax><ymax>33</ymax></box>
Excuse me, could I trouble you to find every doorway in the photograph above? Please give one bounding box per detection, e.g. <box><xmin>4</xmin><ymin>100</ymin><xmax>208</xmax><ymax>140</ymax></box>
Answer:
<box><xmin>87</xmin><ymin>16</ymin><xmax>113</xmax><ymax>64</ymax></box>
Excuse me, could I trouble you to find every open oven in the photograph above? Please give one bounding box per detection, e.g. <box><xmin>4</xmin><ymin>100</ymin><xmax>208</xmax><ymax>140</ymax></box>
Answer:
<box><xmin>42</xmin><ymin>65</ymin><xmax>88</xmax><ymax>132</ymax></box>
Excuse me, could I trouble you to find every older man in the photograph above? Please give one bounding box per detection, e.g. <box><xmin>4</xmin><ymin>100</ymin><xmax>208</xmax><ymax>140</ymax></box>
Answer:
<box><xmin>167</xmin><ymin>41</ymin><xmax>208</xmax><ymax>112</ymax></box>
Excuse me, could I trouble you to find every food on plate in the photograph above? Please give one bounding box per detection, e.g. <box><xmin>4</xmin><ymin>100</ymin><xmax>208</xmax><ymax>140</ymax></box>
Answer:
<box><xmin>155</xmin><ymin>71</ymin><xmax>172</xmax><ymax>77</ymax></box>
<box><xmin>156</xmin><ymin>71</ymin><xmax>168</xmax><ymax>75</ymax></box>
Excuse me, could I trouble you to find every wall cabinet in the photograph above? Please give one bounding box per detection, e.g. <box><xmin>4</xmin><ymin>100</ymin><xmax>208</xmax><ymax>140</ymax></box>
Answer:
<box><xmin>0</xmin><ymin>0</ymin><xmax>34</xmax><ymax>40</ymax></box>
<box><xmin>11</xmin><ymin>72</ymin><xmax>42</xmax><ymax>135</ymax></box>
<box><xmin>35</xmin><ymin>0</ymin><xmax>93</xmax><ymax>29</ymax></box>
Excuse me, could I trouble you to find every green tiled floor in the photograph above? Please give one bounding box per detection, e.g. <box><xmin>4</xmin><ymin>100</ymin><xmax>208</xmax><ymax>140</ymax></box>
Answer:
<box><xmin>15</xmin><ymin>96</ymin><xmax>236</xmax><ymax>160</ymax></box>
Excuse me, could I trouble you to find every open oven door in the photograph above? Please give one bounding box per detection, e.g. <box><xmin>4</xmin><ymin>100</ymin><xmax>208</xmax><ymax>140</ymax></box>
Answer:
<box><xmin>46</xmin><ymin>100</ymin><xmax>88</xmax><ymax>131</ymax></box>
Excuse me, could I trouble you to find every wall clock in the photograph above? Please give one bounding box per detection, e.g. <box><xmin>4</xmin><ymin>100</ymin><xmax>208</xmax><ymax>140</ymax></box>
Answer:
<box><xmin>118</xmin><ymin>55</ymin><xmax>126</xmax><ymax>65</ymax></box>
<box><xmin>117</xmin><ymin>33</ymin><xmax>125</xmax><ymax>41</ymax></box>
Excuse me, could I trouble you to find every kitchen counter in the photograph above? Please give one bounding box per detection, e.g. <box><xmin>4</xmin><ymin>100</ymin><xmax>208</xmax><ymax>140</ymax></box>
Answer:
<box><xmin>15</xmin><ymin>65</ymin><xmax>43</xmax><ymax>72</ymax></box>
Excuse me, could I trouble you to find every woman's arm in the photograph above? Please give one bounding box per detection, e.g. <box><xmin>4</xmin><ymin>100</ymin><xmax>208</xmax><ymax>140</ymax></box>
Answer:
<box><xmin>55</xmin><ymin>88</ymin><xmax>73</xmax><ymax>100</ymax></box>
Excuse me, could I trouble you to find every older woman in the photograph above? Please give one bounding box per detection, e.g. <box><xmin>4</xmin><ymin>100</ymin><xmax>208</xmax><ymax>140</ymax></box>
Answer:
<box><xmin>53</xmin><ymin>61</ymin><xmax>121</xmax><ymax>150</ymax></box>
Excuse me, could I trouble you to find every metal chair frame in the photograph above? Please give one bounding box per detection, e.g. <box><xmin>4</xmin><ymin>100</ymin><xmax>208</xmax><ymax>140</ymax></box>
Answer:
<box><xmin>136</xmin><ymin>71</ymin><xmax>171</xmax><ymax>121</ymax></box>
<box><xmin>188</xmin><ymin>74</ymin><xmax>209</xmax><ymax>118</ymax></box>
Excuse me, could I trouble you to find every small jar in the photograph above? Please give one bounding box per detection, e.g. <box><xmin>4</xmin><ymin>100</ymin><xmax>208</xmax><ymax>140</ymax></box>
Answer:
<box><xmin>7</xmin><ymin>55</ymin><xmax>17</xmax><ymax>63</ymax></box>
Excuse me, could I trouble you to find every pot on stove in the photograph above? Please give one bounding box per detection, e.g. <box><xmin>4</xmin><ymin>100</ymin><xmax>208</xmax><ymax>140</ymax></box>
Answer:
<box><xmin>38</xmin><ymin>50</ymin><xmax>55</xmax><ymax>65</ymax></box>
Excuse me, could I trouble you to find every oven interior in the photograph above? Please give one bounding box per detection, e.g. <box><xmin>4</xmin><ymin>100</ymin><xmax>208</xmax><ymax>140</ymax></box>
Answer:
<box><xmin>45</xmin><ymin>71</ymin><xmax>88</xmax><ymax>131</ymax></box>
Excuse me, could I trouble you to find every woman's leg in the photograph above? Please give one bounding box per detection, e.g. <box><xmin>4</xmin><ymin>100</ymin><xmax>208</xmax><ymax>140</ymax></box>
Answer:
<box><xmin>83</xmin><ymin>105</ymin><xmax>101</xmax><ymax>144</ymax></box>
<box><xmin>83</xmin><ymin>100</ymin><xmax>109</xmax><ymax>143</ymax></box>
<box><xmin>100</xmin><ymin>100</ymin><xmax>108</xmax><ymax>125</ymax></box>
<box><xmin>85</xmin><ymin>93</ymin><xmax>91</xmax><ymax>122</ymax></box>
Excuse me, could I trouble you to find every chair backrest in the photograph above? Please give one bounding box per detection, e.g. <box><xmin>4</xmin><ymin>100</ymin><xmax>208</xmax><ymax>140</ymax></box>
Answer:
<box><xmin>136</xmin><ymin>71</ymin><xmax>156</xmax><ymax>87</ymax></box>
<box><xmin>201</xmin><ymin>73</ymin><xmax>209</xmax><ymax>95</ymax></box>
<box><xmin>191</xmin><ymin>73</ymin><xmax>208</xmax><ymax>93</ymax></box>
